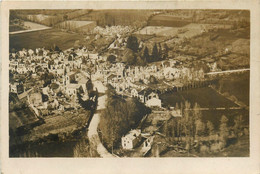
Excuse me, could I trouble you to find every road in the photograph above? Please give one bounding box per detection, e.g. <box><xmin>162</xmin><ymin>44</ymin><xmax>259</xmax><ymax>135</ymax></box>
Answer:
<box><xmin>207</xmin><ymin>68</ymin><xmax>249</xmax><ymax>75</ymax></box>
<box><xmin>9</xmin><ymin>27</ymin><xmax>52</xmax><ymax>35</ymax></box>
<box><xmin>185</xmin><ymin>107</ymin><xmax>243</xmax><ymax>111</ymax></box>
<box><xmin>87</xmin><ymin>94</ymin><xmax>117</xmax><ymax>158</ymax></box>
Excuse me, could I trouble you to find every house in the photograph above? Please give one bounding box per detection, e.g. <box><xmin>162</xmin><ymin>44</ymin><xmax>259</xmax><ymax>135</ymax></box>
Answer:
<box><xmin>146</xmin><ymin>97</ymin><xmax>162</xmax><ymax>108</ymax></box>
<box><xmin>131</xmin><ymin>88</ymin><xmax>139</xmax><ymax>98</ymax></box>
<box><xmin>65</xmin><ymin>83</ymin><xmax>81</xmax><ymax>96</ymax></box>
<box><xmin>138</xmin><ymin>88</ymin><xmax>154</xmax><ymax>103</ymax></box>
<box><xmin>145</xmin><ymin>91</ymin><xmax>161</xmax><ymax>107</ymax></box>
<box><xmin>9</xmin><ymin>82</ymin><xmax>19</xmax><ymax>93</ymax></box>
<box><xmin>28</xmin><ymin>92</ymin><xmax>42</xmax><ymax>107</ymax></box>
<box><xmin>121</xmin><ymin>129</ymin><xmax>142</xmax><ymax>149</ymax></box>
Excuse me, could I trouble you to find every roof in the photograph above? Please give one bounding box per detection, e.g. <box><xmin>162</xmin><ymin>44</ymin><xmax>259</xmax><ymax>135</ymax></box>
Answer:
<box><xmin>138</xmin><ymin>88</ymin><xmax>154</xmax><ymax>96</ymax></box>
<box><xmin>66</xmin><ymin>83</ymin><xmax>81</xmax><ymax>89</ymax></box>
<box><xmin>107</xmin><ymin>74</ymin><xmax>117</xmax><ymax>80</ymax></box>
<box><xmin>18</xmin><ymin>88</ymin><xmax>33</xmax><ymax>100</ymax></box>
<box><xmin>123</xmin><ymin>129</ymin><xmax>141</xmax><ymax>141</ymax></box>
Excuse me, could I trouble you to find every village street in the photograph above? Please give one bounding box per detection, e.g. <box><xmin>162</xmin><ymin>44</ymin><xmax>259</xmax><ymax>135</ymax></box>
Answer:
<box><xmin>87</xmin><ymin>93</ymin><xmax>117</xmax><ymax>157</ymax></box>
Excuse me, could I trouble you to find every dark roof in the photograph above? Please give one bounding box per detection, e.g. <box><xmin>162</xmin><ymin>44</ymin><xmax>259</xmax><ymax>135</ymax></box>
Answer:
<box><xmin>138</xmin><ymin>88</ymin><xmax>154</xmax><ymax>96</ymax></box>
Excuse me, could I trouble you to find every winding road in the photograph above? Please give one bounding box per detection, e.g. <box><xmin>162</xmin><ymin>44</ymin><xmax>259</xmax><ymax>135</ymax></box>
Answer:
<box><xmin>87</xmin><ymin>94</ymin><xmax>117</xmax><ymax>157</ymax></box>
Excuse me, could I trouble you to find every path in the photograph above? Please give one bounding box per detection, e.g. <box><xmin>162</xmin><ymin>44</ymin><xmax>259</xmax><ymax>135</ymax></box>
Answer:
<box><xmin>207</xmin><ymin>68</ymin><xmax>249</xmax><ymax>75</ymax></box>
<box><xmin>184</xmin><ymin>107</ymin><xmax>243</xmax><ymax>111</ymax></box>
<box><xmin>9</xmin><ymin>27</ymin><xmax>52</xmax><ymax>35</ymax></box>
<box><xmin>87</xmin><ymin>94</ymin><xmax>117</xmax><ymax>157</ymax></box>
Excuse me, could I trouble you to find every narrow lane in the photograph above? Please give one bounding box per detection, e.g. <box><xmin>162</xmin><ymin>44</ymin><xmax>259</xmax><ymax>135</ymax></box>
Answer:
<box><xmin>87</xmin><ymin>94</ymin><xmax>117</xmax><ymax>157</ymax></box>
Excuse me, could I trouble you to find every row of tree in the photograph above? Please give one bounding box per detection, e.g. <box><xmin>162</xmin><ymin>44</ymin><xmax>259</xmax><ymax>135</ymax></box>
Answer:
<box><xmin>123</xmin><ymin>35</ymin><xmax>169</xmax><ymax>66</ymax></box>
<box><xmin>161</xmin><ymin>101</ymin><xmax>246</xmax><ymax>149</ymax></box>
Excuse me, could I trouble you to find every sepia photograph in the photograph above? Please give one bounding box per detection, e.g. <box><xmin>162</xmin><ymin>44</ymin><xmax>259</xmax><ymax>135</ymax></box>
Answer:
<box><xmin>8</xmin><ymin>8</ymin><xmax>251</xmax><ymax>158</ymax></box>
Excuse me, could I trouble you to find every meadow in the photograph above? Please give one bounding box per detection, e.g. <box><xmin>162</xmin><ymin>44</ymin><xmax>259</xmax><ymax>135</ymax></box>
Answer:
<box><xmin>148</xmin><ymin>15</ymin><xmax>191</xmax><ymax>27</ymax></box>
<box><xmin>10</xmin><ymin>29</ymin><xmax>86</xmax><ymax>51</ymax></box>
<box><xmin>214</xmin><ymin>72</ymin><xmax>250</xmax><ymax>106</ymax></box>
<box><xmin>160</xmin><ymin>87</ymin><xmax>238</xmax><ymax>108</ymax></box>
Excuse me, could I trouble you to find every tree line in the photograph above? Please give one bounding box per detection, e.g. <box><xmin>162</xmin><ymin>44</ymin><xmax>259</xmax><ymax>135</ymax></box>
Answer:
<box><xmin>161</xmin><ymin>101</ymin><xmax>247</xmax><ymax>153</ymax></box>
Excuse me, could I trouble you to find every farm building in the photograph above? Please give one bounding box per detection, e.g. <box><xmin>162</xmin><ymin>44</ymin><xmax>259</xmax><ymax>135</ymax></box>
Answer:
<box><xmin>122</xmin><ymin>129</ymin><xmax>142</xmax><ymax>149</ymax></box>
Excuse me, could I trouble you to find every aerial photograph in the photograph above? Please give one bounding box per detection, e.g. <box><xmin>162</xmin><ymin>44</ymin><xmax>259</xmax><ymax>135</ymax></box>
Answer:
<box><xmin>9</xmin><ymin>9</ymin><xmax>250</xmax><ymax>157</ymax></box>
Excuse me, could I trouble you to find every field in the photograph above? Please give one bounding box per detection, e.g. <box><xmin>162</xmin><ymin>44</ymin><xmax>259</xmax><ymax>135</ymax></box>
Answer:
<box><xmin>10</xmin><ymin>29</ymin><xmax>86</xmax><ymax>51</ymax></box>
<box><xmin>74</xmin><ymin>10</ymin><xmax>155</xmax><ymax>27</ymax></box>
<box><xmin>9</xmin><ymin>107</ymin><xmax>38</xmax><ymax>130</ymax></box>
<box><xmin>23</xmin><ymin>21</ymin><xmax>48</xmax><ymax>30</ymax></box>
<box><xmin>215</xmin><ymin>72</ymin><xmax>250</xmax><ymax>106</ymax></box>
<box><xmin>160</xmin><ymin>87</ymin><xmax>238</xmax><ymax>108</ymax></box>
<box><xmin>137</xmin><ymin>23</ymin><xmax>232</xmax><ymax>38</ymax></box>
<box><xmin>9</xmin><ymin>25</ymin><xmax>26</xmax><ymax>32</ymax></box>
<box><xmin>148</xmin><ymin>15</ymin><xmax>191</xmax><ymax>27</ymax></box>
<box><xmin>28</xmin><ymin>109</ymin><xmax>90</xmax><ymax>141</ymax></box>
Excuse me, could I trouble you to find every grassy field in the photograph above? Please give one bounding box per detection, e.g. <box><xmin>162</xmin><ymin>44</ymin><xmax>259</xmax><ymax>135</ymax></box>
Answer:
<box><xmin>23</xmin><ymin>21</ymin><xmax>48</xmax><ymax>30</ymax></box>
<box><xmin>10</xmin><ymin>29</ymin><xmax>86</xmax><ymax>51</ymax></box>
<box><xmin>215</xmin><ymin>72</ymin><xmax>250</xmax><ymax>106</ymax></box>
<box><xmin>148</xmin><ymin>15</ymin><xmax>191</xmax><ymax>27</ymax></box>
<box><xmin>29</xmin><ymin>109</ymin><xmax>90</xmax><ymax>141</ymax></box>
<box><xmin>137</xmin><ymin>23</ymin><xmax>231</xmax><ymax>38</ymax></box>
<box><xmin>9</xmin><ymin>107</ymin><xmax>38</xmax><ymax>130</ymax></box>
<box><xmin>9</xmin><ymin>25</ymin><xmax>26</xmax><ymax>32</ymax></box>
<box><xmin>160</xmin><ymin>87</ymin><xmax>238</xmax><ymax>108</ymax></box>
<box><xmin>74</xmin><ymin>10</ymin><xmax>155</xmax><ymax>27</ymax></box>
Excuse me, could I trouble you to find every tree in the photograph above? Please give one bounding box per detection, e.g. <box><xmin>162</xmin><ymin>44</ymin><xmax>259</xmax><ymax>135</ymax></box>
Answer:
<box><xmin>161</xmin><ymin>43</ymin><xmax>169</xmax><ymax>60</ymax></box>
<box><xmin>151</xmin><ymin>43</ymin><xmax>160</xmax><ymax>62</ymax></box>
<box><xmin>142</xmin><ymin>46</ymin><xmax>150</xmax><ymax>62</ymax></box>
<box><xmin>233</xmin><ymin>115</ymin><xmax>244</xmax><ymax>136</ymax></box>
<box><xmin>193</xmin><ymin>103</ymin><xmax>202</xmax><ymax>120</ymax></box>
<box><xmin>54</xmin><ymin>45</ymin><xmax>61</xmax><ymax>52</ymax></box>
<box><xmin>219</xmin><ymin>115</ymin><xmax>229</xmax><ymax>145</ymax></box>
<box><xmin>195</xmin><ymin>119</ymin><xmax>205</xmax><ymax>137</ymax></box>
<box><xmin>136</xmin><ymin>56</ymin><xmax>146</xmax><ymax>66</ymax></box>
<box><xmin>149</xmin><ymin>75</ymin><xmax>158</xmax><ymax>84</ymax></box>
<box><xmin>86</xmin><ymin>79</ymin><xmax>93</xmax><ymax>95</ymax></box>
<box><xmin>99</xmin><ymin>87</ymin><xmax>150</xmax><ymax>150</ymax></box>
<box><xmin>206</xmin><ymin>121</ymin><xmax>214</xmax><ymax>135</ymax></box>
<box><xmin>126</xmin><ymin>35</ymin><xmax>139</xmax><ymax>52</ymax></box>
<box><xmin>107</xmin><ymin>55</ymin><xmax>116</xmax><ymax>64</ymax></box>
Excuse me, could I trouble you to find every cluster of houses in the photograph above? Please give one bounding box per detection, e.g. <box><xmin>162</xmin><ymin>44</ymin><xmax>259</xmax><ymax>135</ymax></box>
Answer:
<box><xmin>9</xmin><ymin>47</ymin><xmax>104</xmax><ymax>116</ymax></box>
<box><xmin>9</xmin><ymin>42</ymin><xmax>207</xmax><ymax>117</ymax></box>
<box><xmin>93</xmin><ymin>25</ymin><xmax>133</xmax><ymax>37</ymax></box>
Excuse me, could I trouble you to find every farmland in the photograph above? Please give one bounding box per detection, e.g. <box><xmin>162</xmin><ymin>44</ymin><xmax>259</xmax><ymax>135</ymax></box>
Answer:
<box><xmin>160</xmin><ymin>87</ymin><xmax>238</xmax><ymax>108</ymax></box>
<box><xmin>148</xmin><ymin>15</ymin><xmax>191</xmax><ymax>27</ymax></box>
<box><xmin>136</xmin><ymin>23</ymin><xmax>232</xmax><ymax>38</ymax></box>
<box><xmin>9</xmin><ymin>29</ymin><xmax>86</xmax><ymax>51</ymax></box>
<box><xmin>74</xmin><ymin>9</ymin><xmax>156</xmax><ymax>27</ymax></box>
<box><xmin>23</xmin><ymin>21</ymin><xmax>48</xmax><ymax>30</ymax></box>
<box><xmin>214</xmin><ymin>72</ymin><xmax>250</xmax><ymax>106</ymax></box>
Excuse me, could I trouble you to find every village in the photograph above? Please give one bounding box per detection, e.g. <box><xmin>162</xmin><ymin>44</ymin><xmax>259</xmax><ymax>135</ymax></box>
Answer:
<box><xmin>9</xmin><ymin>40</ymin><xmax>222</xmax><ymax>157</ymax></box>
<box><xmin>8</xmin><ymin>9</ymin><xmax>250</xmax><ymax>158</ymax></box>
